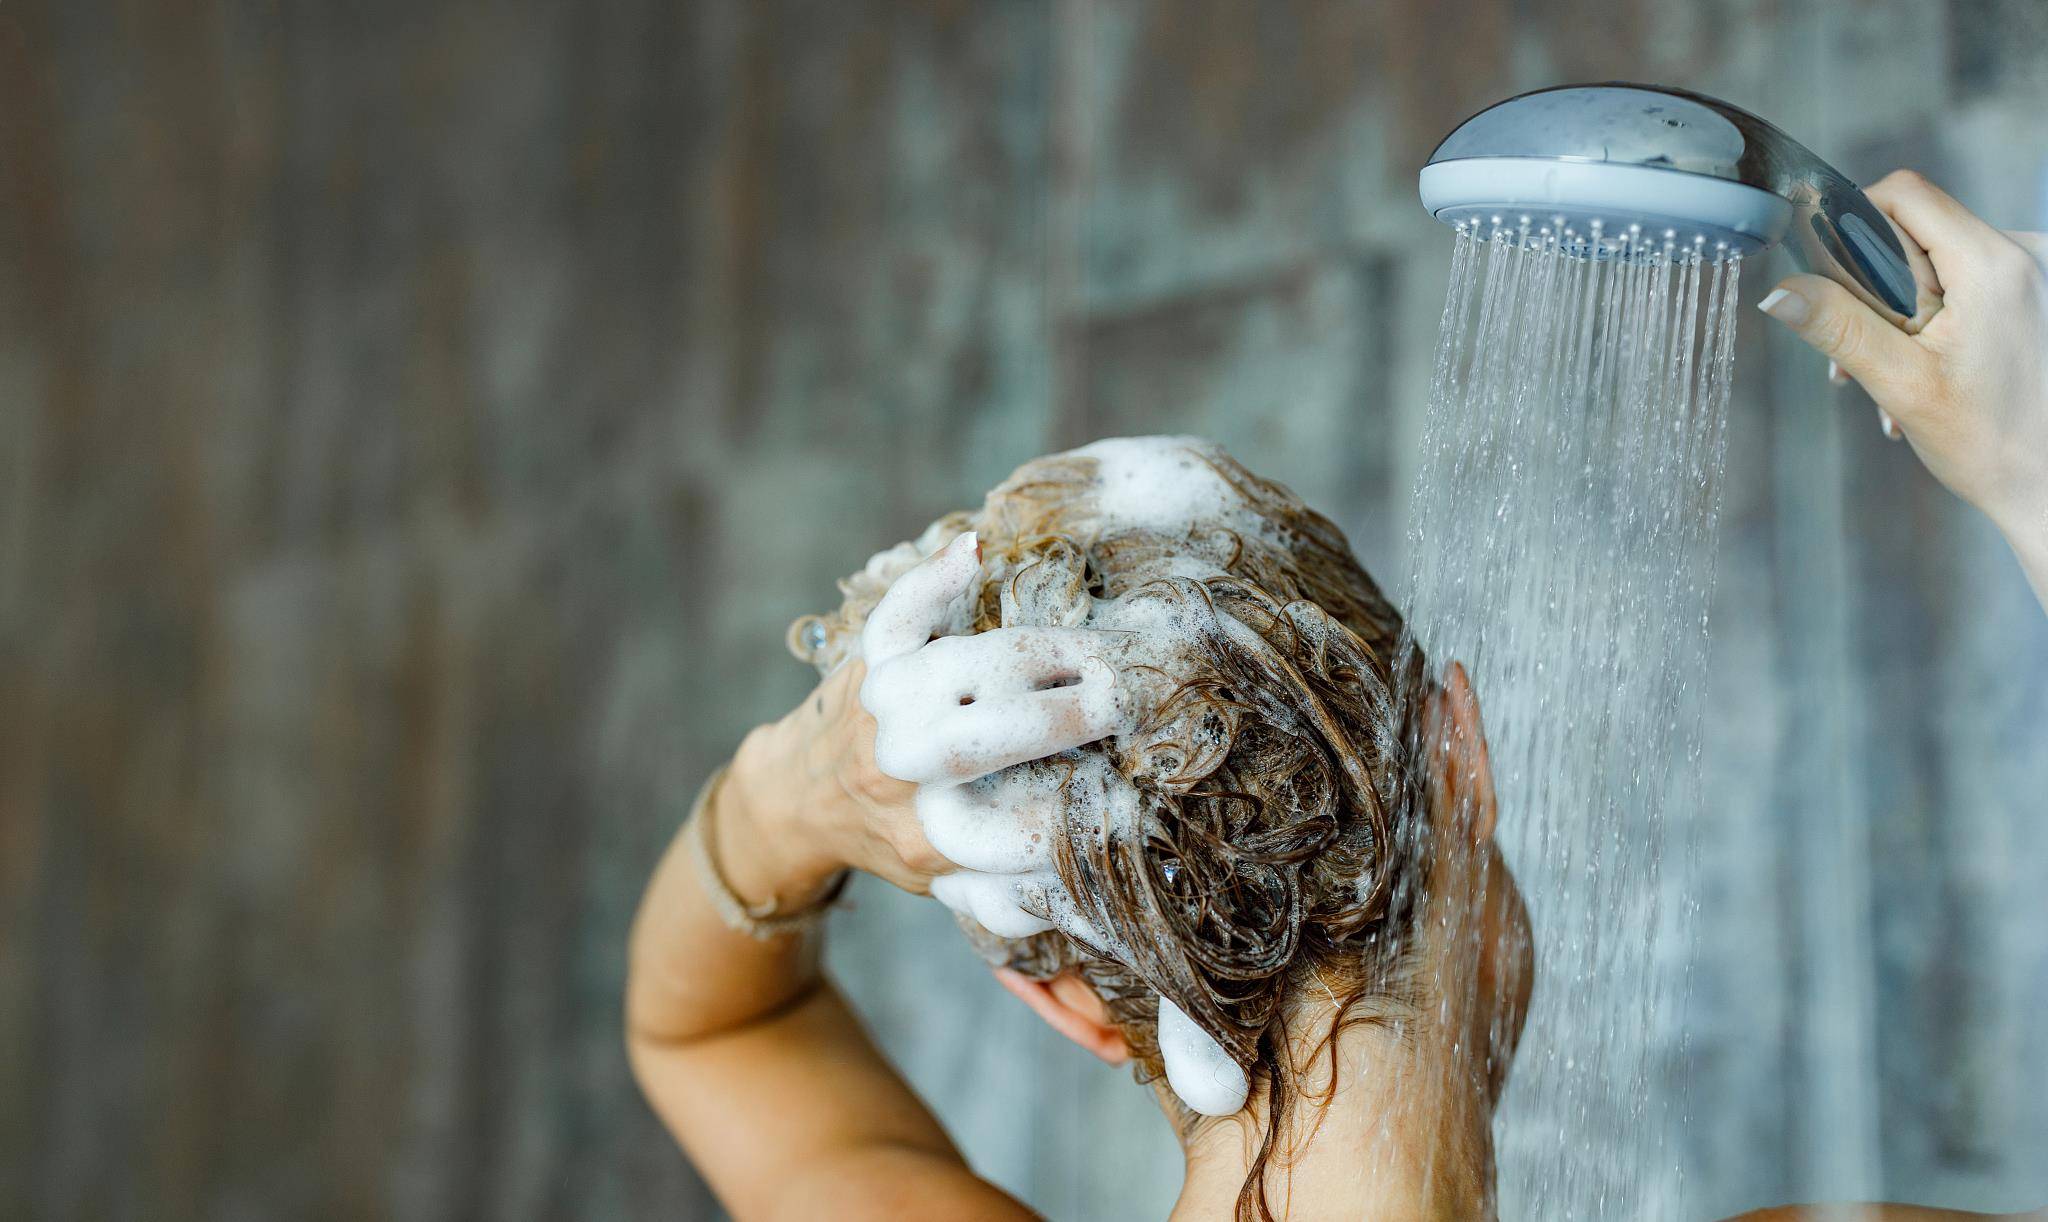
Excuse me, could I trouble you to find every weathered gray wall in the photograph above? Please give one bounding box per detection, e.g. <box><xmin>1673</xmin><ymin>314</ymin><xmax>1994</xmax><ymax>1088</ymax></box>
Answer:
<box><xmin>3</xmin><ymin>1</ymin><xmax>2044</xmax><ymax>1219</ymax></box>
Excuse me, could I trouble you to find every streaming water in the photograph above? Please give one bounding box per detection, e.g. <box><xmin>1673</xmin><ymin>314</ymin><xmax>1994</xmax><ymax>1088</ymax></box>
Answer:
<box><xmin>1402</xmin><ymin>221</ymin><xmax>1742</xmax><ymax>1219</ymax></box>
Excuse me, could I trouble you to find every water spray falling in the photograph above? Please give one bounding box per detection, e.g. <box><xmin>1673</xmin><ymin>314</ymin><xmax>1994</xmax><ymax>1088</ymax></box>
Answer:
<box><xmin>1403</xmin><ymin>220</ymin><xmax>1742</xmax><ymax>1219</ymax></box>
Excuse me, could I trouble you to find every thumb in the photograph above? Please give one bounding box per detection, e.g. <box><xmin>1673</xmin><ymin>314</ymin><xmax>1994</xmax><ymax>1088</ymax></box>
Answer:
<box><xmin>1758</xmin><ymin>273</ymin><xmax>1935</xmax><ymax>418</ymax></box>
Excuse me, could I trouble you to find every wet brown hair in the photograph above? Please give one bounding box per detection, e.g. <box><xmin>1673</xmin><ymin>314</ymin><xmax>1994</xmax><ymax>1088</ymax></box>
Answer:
<box><xmin>795</xmin><ymin>442</ymin><xmax>1436</xmax><ymax>1221</ymax></box>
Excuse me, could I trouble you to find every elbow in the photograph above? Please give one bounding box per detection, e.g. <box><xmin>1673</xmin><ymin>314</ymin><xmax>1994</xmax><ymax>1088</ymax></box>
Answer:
<box><xmin>622</xmin><ymin>953</ymin><xmax>692</xmax><ymax>1084</ymax></box>
<box><xmin>622</xmin><ymin>974</ymin><xmax>662</xmax><ymax>1091</ymax></box>
<box><xmin>623</xmin><ymin>1016</ymin><xmax>670</xmax><ymax>1105</ymax></box>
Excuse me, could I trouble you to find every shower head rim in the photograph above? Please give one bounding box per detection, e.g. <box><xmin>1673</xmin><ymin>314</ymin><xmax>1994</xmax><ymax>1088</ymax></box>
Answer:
<box><xmin>1419</xmin><ymin>156</ymin><xmax>1792</xmax><ymax>255</ymax></box>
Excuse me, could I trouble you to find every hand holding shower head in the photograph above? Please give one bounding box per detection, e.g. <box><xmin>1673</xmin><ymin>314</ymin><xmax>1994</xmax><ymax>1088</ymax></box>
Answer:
<box><xmin>1419</xmin><ymin>82</ymin><xmax>1940</xmax><ymax>329</ymax></box>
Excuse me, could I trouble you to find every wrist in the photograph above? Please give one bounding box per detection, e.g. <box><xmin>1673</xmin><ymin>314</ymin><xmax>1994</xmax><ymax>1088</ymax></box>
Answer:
<box><xmin>1987</xmin><ymin>494</ymin><xmax>2048</xmax><ymax>559</ymax></box>
<box><xmin>1965</xmin><ymin>487</ymin><xmax>2048</xmax><ymax>612</ymax></box>
<box><xmin>716</xmin><ymin>738</ymin><xmax>844</xmax><ymax>907</ymax></box>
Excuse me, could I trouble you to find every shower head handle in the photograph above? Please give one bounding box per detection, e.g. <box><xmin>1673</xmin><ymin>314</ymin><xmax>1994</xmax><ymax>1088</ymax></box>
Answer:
<box><xmin>1422</xmin><ymin>82</ymin><xmax>1942</xmax><ymax>329</ymax></box>
<box><xmin>1790</xmin><ymin>171</ymin><xmax>1939</xmax><ymax>331</ymax></box>
<box><xmin>1633</xmin><ymin>83</ymin><xmax>1936</xmax><ymax>330</ymax></box>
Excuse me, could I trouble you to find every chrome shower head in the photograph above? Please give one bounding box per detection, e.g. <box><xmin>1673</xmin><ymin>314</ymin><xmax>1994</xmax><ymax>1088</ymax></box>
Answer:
<box><xmin>1419</xmin><ymin>82</ymin><xmax>1937</xmax><ymax>327</ymax></box>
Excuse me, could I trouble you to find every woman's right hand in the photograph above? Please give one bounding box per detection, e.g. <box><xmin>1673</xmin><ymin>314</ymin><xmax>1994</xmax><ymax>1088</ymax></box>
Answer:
<box><xmin>717</xmin><ymin>532</ymin><xmax>1131</xmax><ymax>911</ymax></box>
<box><xmin>717</xmin><ymin>654</ymin><xmax>945</xmax><ymax>901</ymax></box>
<box><xmin>1756</xmin><ymin>170</ymin><xmax>2048</xmax><ymax>606</ymax></box>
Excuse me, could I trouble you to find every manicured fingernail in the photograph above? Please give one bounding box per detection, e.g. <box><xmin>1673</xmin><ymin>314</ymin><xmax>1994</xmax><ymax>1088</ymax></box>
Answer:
<box><xmin>1827</xmin><ymin>359</ymin><xmax>1848</xmax><ymax>385</ymax></box>
<box><xmin>1757</xmin><ymin>287</ymin><xmax>1811</xmax><ymax>325</ymax></box>
<box><xmin>1879</xmin><ymin>409</ymin><xmax>1903</xmax><ymax>440</ymax></box>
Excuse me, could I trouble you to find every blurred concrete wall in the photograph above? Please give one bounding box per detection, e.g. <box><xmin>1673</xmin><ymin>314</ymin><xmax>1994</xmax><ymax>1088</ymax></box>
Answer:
<box><xmin>3</xmin><ymin>1</ymin><xmax>2044</xmax><ymax>1219</ymax></box>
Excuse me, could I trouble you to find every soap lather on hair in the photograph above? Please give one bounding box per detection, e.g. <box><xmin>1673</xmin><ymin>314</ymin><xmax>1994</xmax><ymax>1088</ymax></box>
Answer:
<box><xmin>790</xmin><ymin>437</ymin><xmax>1429</xmax><ymax>1124</ymax></box>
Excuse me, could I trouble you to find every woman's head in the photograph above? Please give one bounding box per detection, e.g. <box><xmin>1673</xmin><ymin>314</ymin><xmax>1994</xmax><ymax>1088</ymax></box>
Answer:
<box><xmin>792</xmin><ymin>437</ymin><xmax>1529</xmax><ymax>1215</ymax></box>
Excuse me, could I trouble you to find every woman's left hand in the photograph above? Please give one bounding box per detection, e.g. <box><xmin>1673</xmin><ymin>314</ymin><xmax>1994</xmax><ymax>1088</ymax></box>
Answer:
<box><xmin>1756</xmin><ymin>170</ymin><xmax>2048</xmax><ymax>610</ymax></box>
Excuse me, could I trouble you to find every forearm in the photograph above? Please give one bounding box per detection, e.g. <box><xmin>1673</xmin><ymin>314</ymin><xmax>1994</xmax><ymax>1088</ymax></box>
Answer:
<box><xmin>624</xmin><ymin>743</ymin><xmax>843</xmax><ymax>1048</ymax></box>
<box><xmin>624</xmin><ymin>733</ymin><xmax>1020</xmax><ymax>1220</ymax></box>
<box><xmin>631</xmin><ymin>981</ymin><xmax>1021</xmax><ymax>1221</ymax></box>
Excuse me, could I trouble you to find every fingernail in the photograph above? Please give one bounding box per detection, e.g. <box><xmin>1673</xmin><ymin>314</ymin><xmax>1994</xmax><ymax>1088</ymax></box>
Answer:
<box><xmin>1827</xmin><ymin>359</ymin><xmax>1848</xmax><ymax>385</ymax></box>
<box><xmin>1757</xmin><ymin>287</ymin><xmax>1811</xmax><ymax>325</ymax></box>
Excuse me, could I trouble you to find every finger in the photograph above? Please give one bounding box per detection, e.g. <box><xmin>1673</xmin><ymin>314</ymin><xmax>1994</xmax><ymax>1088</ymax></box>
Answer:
<box><xmin>993</xmin><ymin>969</ymin><xmax>1130</xmax><ymax>1065</ymax></box>
<box><xmin>930</xmin><ymin>870</ymin><xmax>1056</xmax><ymax>938</ymax></box>
<box><xmin>1827</xmin><ymin>359</ymin><xmax>1851</xmax><ymax>386</ymax></box>
<box><xmin>1006</xmin><ymin>864</ymin><xmax>1125</xmax><ymax>957</ymax></box>
<box><xmin>860</xmin><ymin>532</ymin><xmax>980</xmax><ymax>667</ymax></box>
<box><xmin>871</xmin><ymin>625</ymin><xmax>1128</xmax><ymax>706</ymax></box>
<box><xmin>872</xmin><ymin>659</ymin><xmax>1125</xmax><ymax>785</ymax></box>
<box><xmin>917</xmin><ymin>772</ymin><xmax>1059</xmax><ymax>874</ymax></box>
<box><xmin>1856</xmin><ymin>186</ymin><xmax>1944</xmax><ymax>329</ymax></box>
<box><xmin>1156</xmin><ymin>997</ymin><xmax>1248</xmax><ymax>1116</ymax></box>
<box><xmin>919</xmin><ymin>754</ymin><xmax>1103</xmax><ymax>873</ymax></box>
<box><xmin>1866</xmin><ymin>169</ymin><xmax>2009</xmax><ymax>274</ymax></box>
<box><xmin>919</xmin><ymin>753</ymin><xmax>1141</xmax><ymax>874</ymax></box>
<box><xmin>1758</xmin><ymin>274</ymin><xmax>1937</xmax><ymax>417</ymax></box>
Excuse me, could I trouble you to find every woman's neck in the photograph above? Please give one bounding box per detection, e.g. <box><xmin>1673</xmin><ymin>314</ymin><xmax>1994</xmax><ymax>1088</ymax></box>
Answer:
<box><xmin>1166</xmin><ymin>1007</ymin><xmax>1495</xmax><ymax>1221</ymax></box>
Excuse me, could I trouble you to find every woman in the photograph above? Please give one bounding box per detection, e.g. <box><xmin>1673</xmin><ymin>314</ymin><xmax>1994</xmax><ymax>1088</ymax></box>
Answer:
<box><xmin>625</xmin><ymin>172</ymin><xmax>2047</xmax><ymax>1220</ymax></box>
<box><xmin>630</xmin><ymin>431</ymin><xmax>1531</xmax><ymax>1219</ymax></box>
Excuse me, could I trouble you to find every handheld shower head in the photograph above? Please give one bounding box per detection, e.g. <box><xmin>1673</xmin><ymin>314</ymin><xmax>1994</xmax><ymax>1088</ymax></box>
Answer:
<box><xmin>1419</xmin><ymin>82</ymin><xmax>1938</xmax><ymax>328</ymax></box>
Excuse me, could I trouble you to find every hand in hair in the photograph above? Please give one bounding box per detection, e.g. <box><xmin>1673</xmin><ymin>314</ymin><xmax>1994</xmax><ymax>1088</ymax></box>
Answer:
<box><xmin>722</xmin><ymin>530</ymin><xmax>1140</xmax><ymax>902</ymax></box>
<box><xmin>860</xmin><ymin>533</ymin><xmax>1129</xmax><ymax>787</ymax></box>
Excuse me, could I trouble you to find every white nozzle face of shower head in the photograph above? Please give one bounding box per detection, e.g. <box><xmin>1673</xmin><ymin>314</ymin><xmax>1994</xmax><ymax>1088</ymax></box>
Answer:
<box><xmin>1419</xmin><ymin>158</ymin><xmax>1792</xmax><ymax>254</ymax></box>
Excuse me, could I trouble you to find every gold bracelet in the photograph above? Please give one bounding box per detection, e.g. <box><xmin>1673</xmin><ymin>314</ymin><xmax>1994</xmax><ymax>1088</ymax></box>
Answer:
<box><xmin>685</xmin><ymin>765</ymin><xmax>849</xmax><ymax>941</ymax></box>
